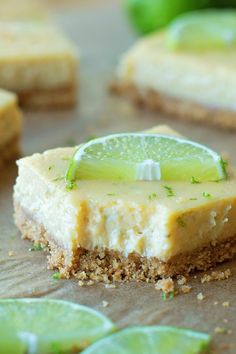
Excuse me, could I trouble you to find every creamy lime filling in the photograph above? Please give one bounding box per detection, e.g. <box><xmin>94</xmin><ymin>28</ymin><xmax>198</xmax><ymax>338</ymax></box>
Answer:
<box><xmin>119</xmin><ymin>34</ymin><xmax>236</xmax><ymax>109</ymax></box>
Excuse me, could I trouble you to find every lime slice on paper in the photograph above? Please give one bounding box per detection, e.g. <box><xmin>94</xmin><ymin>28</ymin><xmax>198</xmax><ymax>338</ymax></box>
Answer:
<box><xmin>167</xmin><ymin>10</ymin><xmax>236</xmax><ymax>51</ymax></box>
<box><xmin>82</xmin><ymin>326</ymin><xmax>211</xmax><ymax>354</ymax></box>
<box><xmin>0</xmin><ymin>328</ymin><xmax>26</xmax><ymax>354</ymax></box>
<box><xmin>0</xmin><ymin>299</ymin><xmax>115</xmax><ymax>354</ymax></box>
<box><xmin>66</xmin><ymin>133</ymin><xmax>226</xmax><ymax>183</ymax></box>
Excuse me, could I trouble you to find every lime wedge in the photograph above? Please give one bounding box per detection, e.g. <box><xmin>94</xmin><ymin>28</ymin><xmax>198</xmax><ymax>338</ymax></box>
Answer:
<box><xmin>0</xmin><ymin>328</ymin><xmax>26</xmax><ymax>354</ymax></box>
<box><xmin>0</xmin><ymin>299</ymin><xmax>115</xmax><ymax>354</ymax></box>
<box><xmin>167</xmin><ymin>10</ymin><xmax>236</xmax><ymax>51</ymax></box>
<box><xmin>82</xmin><ymin>326</ymin><xmax>211</xmax><ymax>354</ymax></box>
<box><xmin>66</xmin><ymin>133</ymin><xmax>226</xmax><ymax>183</ymax></box>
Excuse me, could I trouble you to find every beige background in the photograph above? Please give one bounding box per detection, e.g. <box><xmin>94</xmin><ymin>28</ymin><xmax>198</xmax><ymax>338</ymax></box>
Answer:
<box><xmin>0</xmin><ymin>1</ymin><xmax>235</xmax><ymax>353</ymax></box>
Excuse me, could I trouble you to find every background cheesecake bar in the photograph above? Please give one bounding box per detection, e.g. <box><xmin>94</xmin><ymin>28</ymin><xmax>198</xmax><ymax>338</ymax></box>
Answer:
<box><xmin>0</xmin><ymin>89</ymin><xmax>21</xmax><ymax>166</ymax></box>
<box><xmin>115</xmin><ymin>32</ymin><xmax>236</xmax><ymax>130</ymax></box>
<box><xmin>13</xmin><ymin>128</ymin><xmax>236</xmax><ymax>282</ymax></box>
<box><xmin>0</xmin><ymin>22</ymin><xmax>78</xmax><ymax>109</ymax></box>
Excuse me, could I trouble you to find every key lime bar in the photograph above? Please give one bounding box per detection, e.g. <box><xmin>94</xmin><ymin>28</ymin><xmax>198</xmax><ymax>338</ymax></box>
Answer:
<box><xmin>116</xmin><ymin>11</ymin><xmax>236</xmax><ymax>130</ymax></box>
<box><xmin>0</xmin><ymin>22</ymin><xmax>77</xmax><ymax>109</ymax></box>
<box><xmin>0</xmin><ymin>90</ymin><xmax>21</xmax><ymax>166</ymax></box>
<box><xmin>13</xmin><ymin>126</ymin><xmax>236</xmax><ymax>282</ymax></box>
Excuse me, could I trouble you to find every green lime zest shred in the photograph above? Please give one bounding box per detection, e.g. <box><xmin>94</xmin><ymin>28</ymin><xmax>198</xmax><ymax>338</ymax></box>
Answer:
<box><xmin>163</xmin><ymin>185</ymin><xmax>175</xmax><ymax>197</ymax></box>
<box><xmin>148</xmin><ymin>193</ymin><xmax>158</xmax><ymax>200</ymax></box>
<box><xmin>29</xmin><ymin>242</ymin><xmax>44</xmax><ymax>252</ymax></box>
<box><xmin>52</xmin><ymin>272</ymin><xmax>61</xmax><ymax>280</ymax></box>
<box><xmin>191</xmin><ymin>176</ymin><xmax>201</xmax><ymax>184</ymax></box>
<box><xmin>162</xmin><ymin>291</ymin><xmax>175</xmax><ymax>300</ymax></box>
<box><xmin>202</xmin><ymin>192</ymin><xmax>212</xmax><ymax>198</ymax></box>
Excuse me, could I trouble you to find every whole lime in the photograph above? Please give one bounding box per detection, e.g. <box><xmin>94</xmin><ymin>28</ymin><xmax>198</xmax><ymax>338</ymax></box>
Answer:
<box><xmin>123</xmin><ymin>0</ymin><xmax>215</xmax><ymax>34</ymax></box>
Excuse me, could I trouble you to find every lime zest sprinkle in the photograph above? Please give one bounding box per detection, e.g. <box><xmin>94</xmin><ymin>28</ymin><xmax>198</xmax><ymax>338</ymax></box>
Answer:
<box><xmin>191</xmin><ymin>176</ymin><xmax>201</xmax><ymax>184</ymax></box>
<box><xmin>177</xmin><ymin>216</ymin><xmax>186</xmax><ymax>227</ymax></box>
<box><xmin>29</xmin><ymin>242</ymin><xmax>44</xmax><ymax>252</ymax></box>
<box><xmin>48</xmin><ymin>165</ymin><xmax>54</xmax><ymax>171</ymax></box>
<box><xmin>162</xmin><ymin>291</ymin><xmax>175</xmax><ymax>300</ymax></box>
<box><xmin>148</xmin><ymin>192</ymin><xmax>158</xmax><ymax>200</ymax></box>
<box><xmin>66</xmin><ymin>180</ymin><xmax>76</xmax><ymax>191</ymax></box>
<box><xmin>189</xmin><ymin>197</ymin><xmax>198</xmax><ymax>201</ymax></box>
<box><xmin>52</xmin><ymin>272</ymin><xmax>61</xmax><ymax>280</ymax></box>
<box><xmin>220</xmin><ymin>158</ymin><xmax>228</xmax><ymax>179</ymax></box>
<box><xmin>107</xmin><ymin>193</ymin><xmax>116</xmax><ymax>196</ymax></box>
<box><xmin>203</xmin><ymin>192</ymin><xmax>212</xmax><ymax>198</ymax></box>
<box><xmin>163</xmin><ymin>185</ymin><xmax>175</xmax><ymax>197</ymax></box>
<box><xmin>52</xmin><ymin>176</ymin><xmax>64</xmax><ymax>182</ymax></box>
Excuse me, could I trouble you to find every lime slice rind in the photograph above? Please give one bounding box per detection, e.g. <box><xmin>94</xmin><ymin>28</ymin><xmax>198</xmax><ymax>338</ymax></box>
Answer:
<box><xmin>0</xmin><ymin>298</ymin><xmax>115</xmax><ymax>353</ymax></box>
<box><xmin>66</xmin><ymin>133</ymin><xmax>226</xmax><ymax>183</ymax></box>
<box><xmin>82</xmin><ymin>325</ymin><xmax>211</xmax><ymax>354</ymax></box>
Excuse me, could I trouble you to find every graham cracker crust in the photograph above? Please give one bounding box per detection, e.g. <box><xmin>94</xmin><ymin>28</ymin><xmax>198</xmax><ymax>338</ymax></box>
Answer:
<box><xmin>14</xmin><ymin>202</ymin><xmax>236</xmax><ymax>283</ymax></box>
<box><xmin>0</xmin><ymin>135</ymin><xmax>21</xmax><ymax>167</ymax></box>
<box><xmin>17</xmin><ymin>84</ymin><xmax>77</xmax><ymax>109</ymax></box>
<box><xmin>111</xmin><ymin>82</ymin><xmax>236</xmax><ymax>131</ymax></box>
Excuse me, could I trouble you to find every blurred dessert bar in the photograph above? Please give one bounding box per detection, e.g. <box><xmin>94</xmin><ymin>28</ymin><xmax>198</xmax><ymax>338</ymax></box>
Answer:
<box><xmin>0</xmin><ymin>90</ymin><xmax>21</xmax><ymax>166</ymax></box>
<box><xmin>0</xmin><ymin>22</ymin><xmax>78</xmax><ymax>109</ymax></box>
<box><xmin>114</xmin><ymin>19</ymin><xmax>236</xmax><ymax>130</ymax></box>
<box><xmin>0</xmin><ymin>0</ymin><xmax>49</xmax><ymax>21</ymax></box>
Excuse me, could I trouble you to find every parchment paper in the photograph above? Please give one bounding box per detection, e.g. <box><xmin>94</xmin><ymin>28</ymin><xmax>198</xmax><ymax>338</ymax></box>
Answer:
<box><xmin>0</xmin><ymin>1</ymin><xmax>235</xmax><ymax>352</ymax></box>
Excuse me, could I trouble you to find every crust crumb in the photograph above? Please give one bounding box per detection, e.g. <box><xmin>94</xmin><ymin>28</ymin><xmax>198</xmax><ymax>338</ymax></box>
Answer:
<box><xmin>102</xmin><ymin>300</ymin><xmax>109</xmax><ymax>308</ymax></box>
<box><xmin>201</xmin><ymin>269</ymin><xmax>232</xmax><ymax>283</ymax></box>
<box><xmin>197</xmin><ymin>292</ymin><xmax>205</xmax><ymax>301</ymax></box>
<box><xmin>87</xmin><ymin>280</ymin><xmax>94</xmax><ymax>286</ymax></box>
<box><xmin>222</xmin><ymin>301</ymin><xmax>230</xmax><ymax>307</ymax></box>
<box><xmin>8</xmin><ymin>251</ymin><xmax>15</xmax><ymax>257</ymax></box>
<box><xmin>155</xmin><ymin>277</ymin><xmax>174</xmax><ymax>293</ymax></box>
<box><xmin>104</xmin><ymin>284</ymin><xmax>117</xmax><ymax>289</ymax></box>
<box><xmin>180</xmin><ymin>285</ymin><xmax>192</xmax><ymax>294</ymax></box>
<box><xmin>214</xmin><ymin>327</ymin><xmax>231</xmax><ymax>335</ymax></box>
<box><xmin>177</xmin><ymin>275</ymin><xmax>187</xmax><ymax>286</ymax></box>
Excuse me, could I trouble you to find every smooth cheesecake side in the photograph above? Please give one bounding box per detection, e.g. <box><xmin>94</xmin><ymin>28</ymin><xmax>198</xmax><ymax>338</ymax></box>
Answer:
<box><xmin>13</xmin><ymin>145</ymin><xmax>236</xmax><ymax>281</ymax></box>
<box><xmin>0</xmin><ymin>89</ymin><xmax>22</xmax><ymax>166</ymax></box>
<box><xmin>0</xmin><ymin>22</ymin><xmax>78</xmax><ymax>108</ymax></box>
<box><xmin>115</xmin><ymin>32</ymin><xmax>236</xmax><ymax>130</ymax></box>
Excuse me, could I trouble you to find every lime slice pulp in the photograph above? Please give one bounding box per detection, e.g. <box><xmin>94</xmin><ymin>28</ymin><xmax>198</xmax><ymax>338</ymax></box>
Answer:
<box><xmin>66</xmin><ymin>133</ymin><xmax>226</xmax><ymax>183</ymax></box>
<box><xmin>82</xmin><ymin>326</ymin><xmax>211</xmax><ymax>354</ymax></box>
<box><xmin>167</xmin><ymin>9</ymin><xmax>236</xmax><ymax>51</ymax></box>
<box><xmin>0</xmin><ymin>299</ymin><xmax>115</xmax><ymax>354</ymax></box>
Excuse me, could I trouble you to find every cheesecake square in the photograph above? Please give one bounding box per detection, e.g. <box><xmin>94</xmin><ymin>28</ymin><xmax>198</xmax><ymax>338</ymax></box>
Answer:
<box><xmin>0</xmin><ymin>21</ymin><xmax>78</xmax><ymax>109</ymax></box>
<box><xmin>115</xmin><ymin>32</ymin><xmax>236</xmax><ymax>130</ymax></box>
<box><xmin>13</xmin><ymin>126</ymin><xmax>236</xmax><ymax>282</ymax></box>
<box><xmin>0</xmin><ymin>89</ymin><xmax>21</xmax><ymax>166</ymax></box>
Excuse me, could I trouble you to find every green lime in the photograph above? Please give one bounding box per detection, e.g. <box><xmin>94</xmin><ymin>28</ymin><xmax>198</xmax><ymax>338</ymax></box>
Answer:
<box><xmin>215</xmin><ymin>0</ymin><xmax>236</xmax><ymax>6</ymax></box>
<box><xmin>123</xmin><ymin>0</ymin><xmax>214</xmax><ymax>35</ymax></box>
<box><xmin>0</xmin><ymin>299</ymin><xmax>115</xmax><ymax>354</ymax></box>
<box><xmin>65</xmin><ymin>133</ymin><xmax>227</xmax><ymax>183</ymax></box>
<box><xmin>82</xmin><ymin>326</ymin><xmax>211</xmax><ymax>354</ymax></box>
<box><xmin>0</xmin><ymin>328</ymin><xmax>26</xmax><ymax>354</ymax></box>
<box><xmin>167</xmin><ymin>9</ymin><xmax>236</xmax><ymax>50</ymax></box>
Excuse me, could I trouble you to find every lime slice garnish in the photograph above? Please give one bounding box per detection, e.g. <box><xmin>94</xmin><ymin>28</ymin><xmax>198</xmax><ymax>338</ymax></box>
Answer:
<box><xmin>82</xmin><ymin>326</ymin><xmax>211</xmax><ymax>354</ymax></box>
<box><xmin>167</xmin><ymin>10</ymin><xmax>236</xmax><ymax>51</ymax></box>
<box><xmin>65</xmin><ymin>133</ymin><xmax>226</xmax><ymax>183</ymax></box>
<box><xmin>0</xmin><ymin>299</ymin><xmax>115</xmax><ymax>353</ymax></box>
